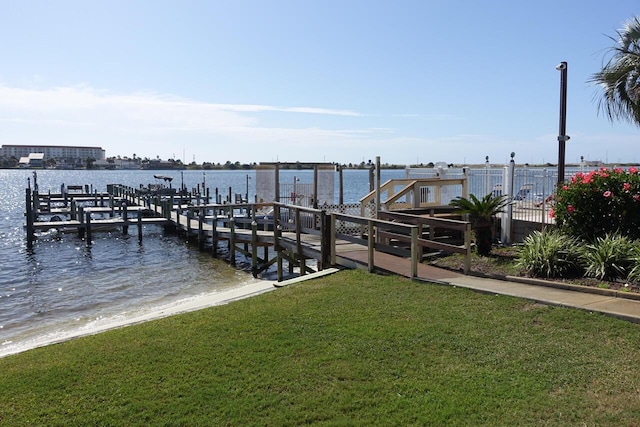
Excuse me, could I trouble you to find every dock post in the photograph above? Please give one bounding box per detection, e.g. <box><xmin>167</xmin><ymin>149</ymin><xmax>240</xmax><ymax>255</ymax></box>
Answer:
<box><xmin>464</xmin><ymin>223</ymin><xmax>471</xmax><ymax>274</ymax></box>
<box><xmin>85</xmin><ymin>211</ymin><xmax>92</xmax><ymax>246</ymax></box>
<box><xmin>367</xmin><ymin>220</ymin><xmax>374</xmax><ymax>273</ymax></box>
<box><xmin>122</xmin><ymin>202</ymin><xmax>129</xmax><ymax>235</ymax></box>
<box><xmin>295</xmin><ymin>208</ymin><xmax>304</xmax><ymax>275</ymax></box>
<box><xmin>229</xmin><ymin>217</ymin><xmax>236</xmax><ymax>266</ymax></box>
<box><xmin>78</xmin><ymin>206</ymin><xmax>85</xmax><ymax>239</ymax></box>
<box><xmin>330</xmin><ymin>213</ymin><xmax>336</xmax><ymax>266</ymax></box>
<box><xmin>137</xmin><ymin>209</ymin><xmax>143</xmax><ymax>243</ymax></box>
<box><xmin>251</xmin><ymin>220</ymin><xmax>258</xmax><ymax>277</ymax></box>
<box><xmin>32</xmin><ymin>189</ymin><xmax>39</xmax><ymax>218</ymax></box>
<box><xmin>276</xmin><ymin>225</ymin><xmax>283</xmax><ymax>282</ymax></box>
<box><xmin>71</xmin><ymin>200</ymin><xmax>77</xmax><ymax>221</ymax></box>
<box><xmin>319</xmin><ymin>211</ymin><xmax>329</xmax><ymax>271</ymax></box>
<box><xmin>25</xmin><ymin>188</ymin><xmax>34</xmax><ymax>249</ymax></box>
<box><xmin>186</xmin><ymin>208</ymin><xmax>192</xmax><ymax>240</ymax></box>
<box><xmin>410</xmin><ymin>226</ymin><xmax>419</xmax><ymax>279</ymax></box>
<box><xmin>198</xmin><ymin>209</ymin><xmax>204</xmax><ymax>250</ymax></box>
<box><xmin>211</xmin><ymin>209</ymin><xmax>218</xmax><ymax>257</ymax></box>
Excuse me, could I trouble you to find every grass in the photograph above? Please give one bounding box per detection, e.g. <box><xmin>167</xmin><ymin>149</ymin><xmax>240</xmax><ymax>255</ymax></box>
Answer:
<box><xmin>2</xmin><ymin>270</ymin><xmax>640</xmax><ymax>425</ymax></box>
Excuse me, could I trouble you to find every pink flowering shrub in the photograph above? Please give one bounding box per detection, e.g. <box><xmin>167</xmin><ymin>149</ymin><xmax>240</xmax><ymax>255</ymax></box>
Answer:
<box><xmin>554</xmin><ymin>167</ymin><xmax>640</xmax><ymax>241</ymax></box>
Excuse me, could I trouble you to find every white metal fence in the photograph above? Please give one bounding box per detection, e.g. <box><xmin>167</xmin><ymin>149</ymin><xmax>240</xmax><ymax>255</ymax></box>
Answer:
<box><xmin>406</xmin><ymin>164</ymin><xmax>640</xmax><ymax>243</ymax></box>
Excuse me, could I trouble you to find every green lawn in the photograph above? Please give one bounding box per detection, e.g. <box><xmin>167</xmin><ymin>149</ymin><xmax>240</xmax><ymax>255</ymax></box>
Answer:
<box><xmin>2</xmin><ymin>270</ymin><xmax>640</xmax><ymax>426</ymax></box>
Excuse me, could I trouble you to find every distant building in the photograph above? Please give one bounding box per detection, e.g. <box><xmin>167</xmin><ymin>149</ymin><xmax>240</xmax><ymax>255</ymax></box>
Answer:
<box><xmin>18</xmin><ymin>153</ymin><xmax>45</xmax><ymax>168</ymax></box>
<box><xmin>94</xmin><ymin>159</ymin><xmax>139</xmax><ymax>169</ymax></box>
<box><xmin>1</xmin><ymin>144</ymin><xmax>106</xmax><ymax>168</ymax></box>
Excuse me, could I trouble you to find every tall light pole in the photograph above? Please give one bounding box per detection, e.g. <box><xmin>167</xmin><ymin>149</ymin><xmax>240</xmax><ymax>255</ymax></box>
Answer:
<box><xmin>556</xmin><ymin>61</ymin><xmax>570</xmax><ymax>186</ymax></box>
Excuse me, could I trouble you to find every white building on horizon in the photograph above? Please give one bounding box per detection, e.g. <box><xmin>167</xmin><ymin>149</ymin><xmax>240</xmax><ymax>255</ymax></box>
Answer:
<box><xmin>0</xmin><ymin>144</ymin><xmax>106</xmax><ymax>166</ymax></box>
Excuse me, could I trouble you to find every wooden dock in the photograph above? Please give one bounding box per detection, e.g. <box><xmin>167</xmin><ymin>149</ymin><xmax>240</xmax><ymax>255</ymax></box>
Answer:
<box><xmin>25</xmin><ymin>183</ymin><xmax>474</xmax><ymax>282</ymax></box>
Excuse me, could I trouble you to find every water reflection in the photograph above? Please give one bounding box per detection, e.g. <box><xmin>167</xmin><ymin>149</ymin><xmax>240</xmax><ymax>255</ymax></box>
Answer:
<box><xmin>1</xmin><ymin>168</ymin><xmax>385</xmax><ymax>356</ymax></box>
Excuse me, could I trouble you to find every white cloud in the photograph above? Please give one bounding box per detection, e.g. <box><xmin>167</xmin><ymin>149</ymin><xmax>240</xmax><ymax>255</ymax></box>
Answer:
<box><xmin>0</xmin><ymin>84</ymin><xmax>375</xmax><ymax>162</ymax></box>
<box><xmin>1</xmin><ymin>83</ymin><xmax>638</xmax><ymax>165</ymax></box>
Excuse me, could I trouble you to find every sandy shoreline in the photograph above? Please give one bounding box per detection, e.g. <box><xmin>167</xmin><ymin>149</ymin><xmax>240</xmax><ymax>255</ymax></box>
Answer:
<box><xmin>0</xmin><ymin>268</ymin><xmax>340</xmax><ymax>359</ymax></box>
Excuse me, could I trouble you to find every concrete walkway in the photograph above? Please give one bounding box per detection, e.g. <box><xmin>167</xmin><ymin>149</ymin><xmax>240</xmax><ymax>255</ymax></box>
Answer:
<box><xmin>339</xmin><ymin>248</ymin><xmax>640</xmax><ymax>324</ymax></box>
<box><xmin>432</xmin><ymin>272</ymin><xmax>640</xmax><ymax>324</ymax></box>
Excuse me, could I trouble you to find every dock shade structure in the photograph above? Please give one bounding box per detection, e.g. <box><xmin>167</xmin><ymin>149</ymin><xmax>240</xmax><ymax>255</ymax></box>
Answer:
<box><xmin>255</xmin><ymin>162</ymin><xmax>337</xmax><ymax>209</ymax></box>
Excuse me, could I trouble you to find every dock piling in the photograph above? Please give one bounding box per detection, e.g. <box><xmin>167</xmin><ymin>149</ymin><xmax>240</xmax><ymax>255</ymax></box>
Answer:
<box><xmin>137</xmin><ymin>210</ymin><xmax>143</xmax><ymax>243</ymax></box>
<box><xmin>251</xmin><ymin>221</ymin><xmax>258</xmax><ymax>277</ymax></box>
<box><xmin>25</xmin><ymin>188</ymin><xmax>34</xmax><ymax>249</ymax></box>
<box><xmin>122</xmin><ymin>202</ymin><xmax>129</xmax><ymax>234</ymax></box>
<box><xmin>229</xmin><ymin>217</ymin><xmax>236</xmax><ymax>266</ymax></box>
<box><xmin>85</xmin><ymin>210</ymin><xmax>92</xmax><ymax>246</ymax></box>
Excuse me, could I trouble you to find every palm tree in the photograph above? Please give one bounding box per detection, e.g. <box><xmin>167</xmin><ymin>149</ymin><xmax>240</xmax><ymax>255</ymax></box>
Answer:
<box><xmin>450</xmin><ymin>193</ymin><xmax>509</xmax><ymax>256</ymax></box>
<box><xmin>590</xmin><ymin>16</ymin><xmax>640</xmax><ymax>126</ymax></box>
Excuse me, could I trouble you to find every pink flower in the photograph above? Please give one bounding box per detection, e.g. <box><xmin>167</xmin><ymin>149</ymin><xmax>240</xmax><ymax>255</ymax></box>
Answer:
<box><xmin>623</xmin><ymin>182</ymin><xmax>632</xmax><ymax>192</ymax></box>
<box><xmin>582</xmin><ymin>175</ymin><xmax>593</xmax><ymax>184</ymax></box>
<box><xmin>562</xmin><ymin>185</ymin><xmax>569</xmax><ymax>191</ymax></box>
<box><xmin>567</xmin><ymin>205</ymin><xmax>575</xmax><ymax>214</ymax></box>
<box><xmin>549</xmin><ymin>208</ymin><xmax>555</xmax><ymax>218</ymax></box>
<box><xmin>603</xmin><ymin>190</ymin><xmax>612</xmax><ymax>198</ymax></box>
<box><xmin>630</xmin><ymin>167</ymin><xmax>638</xmax><ymax>174</ymax></box>
<box><xmin>634</xmin><ymin>194</ymin><xmax>640</xmax><ymax>202</ymax></box>
<box><xmin>614</xmin><ymin>167</ymin><xmax>624</xmax><ymax>173</ymax></box>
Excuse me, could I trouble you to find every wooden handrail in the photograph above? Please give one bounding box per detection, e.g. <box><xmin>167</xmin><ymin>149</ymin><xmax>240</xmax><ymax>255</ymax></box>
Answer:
<box><xmin>330</xmin><ymin>212</ymin><xmax>420</xmax><ymax>278</ymax></box>
<box><xmin>359</xmin><ymin>177</ymin><xmax>468</xmax><ymax>212</ymax></box>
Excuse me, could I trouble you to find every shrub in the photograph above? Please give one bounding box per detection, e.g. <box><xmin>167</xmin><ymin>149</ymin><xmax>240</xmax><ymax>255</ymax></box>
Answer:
<box><xmin>582</xmin><ymin>233</ymin><xmax>637</xmax><ymax>281</ymax></box>
<box><xmin>516</xmin><ymin>229</ymin><xmax>584</xmax><ymax>278</ymax></box>
<box><xmin>553</xmin><ymin>167</ymin><xmax>640</xmax><ymax>241</ymax></box>
<box><xmin>626</xmin><ymin>245</ymin><xmax>640</xmax><ymax>283</ymax></box>
<box><xmin>449</xmin><ymin>193</ymin><xmax>509</xmax><ymax>256</ymax></box>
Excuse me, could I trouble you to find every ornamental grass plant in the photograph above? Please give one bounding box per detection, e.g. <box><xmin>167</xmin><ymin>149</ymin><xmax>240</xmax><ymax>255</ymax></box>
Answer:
<box><xmin>583</xmin><ymin>233</ymin><xmax>638</xmax><ymax>281</ymax></box>
<box><xmin>515</xmin><ymin>229</ymin><xmax>584</xmax><ymax>278</ymax></box>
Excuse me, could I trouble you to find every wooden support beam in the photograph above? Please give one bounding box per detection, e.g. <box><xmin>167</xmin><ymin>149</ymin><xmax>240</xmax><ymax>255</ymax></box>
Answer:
<box><xmin>251</xmin><ymin>221</ymin><xmax>258</xmax><ymax>277</ymax></box>
<box><xmin>367</xmin><ymin>219</ymin><xmax>374</xmax><ymax>273</ymax></box>
<box><xmin>229</xmin><ymin>217</ymin><xmax>236</xmax><ymax>266</ymax></box>
<box><xmin>85</xmin><ymin>211</ymin><xmax>92</xmax><ymax>246</ymax></box>
<box><xmin>137</xmin><ymin>209</ymin><xmax>143</xmax><ymax>243</ymax></box>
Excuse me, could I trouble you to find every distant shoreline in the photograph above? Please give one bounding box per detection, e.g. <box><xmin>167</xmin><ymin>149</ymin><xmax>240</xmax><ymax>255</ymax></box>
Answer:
<box><xmin>2</xmin><ymin>162</ymin><xmax>636</xmax><ymax>171</ymax></box>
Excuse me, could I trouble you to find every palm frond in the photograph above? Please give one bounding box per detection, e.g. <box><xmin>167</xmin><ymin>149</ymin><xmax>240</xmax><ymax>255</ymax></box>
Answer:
<box><xmin>590</xmin><ymin>16</ymin><xmax>640</xmax><ymax>126</ymax></box>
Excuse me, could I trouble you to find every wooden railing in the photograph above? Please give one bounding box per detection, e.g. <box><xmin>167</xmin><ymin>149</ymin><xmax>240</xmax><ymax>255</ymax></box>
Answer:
<box><xmin>359</xmin><ymin>177</ymin><xmax>469</xmax><ymax>215</ymax></box>
<box><xmin>378</xmin><ymin>211</ymin><xmax>471</xmax><ymax>274</ymax></box>
<box><xmin>329</xmin><ymin>212</ymin><xmax>421</xmax><ymax>278</ymax></box>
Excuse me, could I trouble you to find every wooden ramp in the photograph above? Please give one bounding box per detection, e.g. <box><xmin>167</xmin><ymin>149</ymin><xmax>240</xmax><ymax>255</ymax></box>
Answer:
<box><xmin>336</xmin><ymin>248</ymin><xmax>464</xmax><ymax>282</ymax></box>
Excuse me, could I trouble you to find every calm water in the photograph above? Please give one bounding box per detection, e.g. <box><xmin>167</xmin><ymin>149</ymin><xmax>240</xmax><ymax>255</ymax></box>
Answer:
<box><xmin>0</xmin><ymin>168</ymin><xmax>403</xmax><ymax>357</ymax></box>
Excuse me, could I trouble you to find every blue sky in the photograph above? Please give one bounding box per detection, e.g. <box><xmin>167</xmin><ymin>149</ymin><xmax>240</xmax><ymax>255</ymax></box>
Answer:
<box><xmin>1</xmin><ymin>1</ymin><xmax>639</xmax><ymax>166</ymax></box>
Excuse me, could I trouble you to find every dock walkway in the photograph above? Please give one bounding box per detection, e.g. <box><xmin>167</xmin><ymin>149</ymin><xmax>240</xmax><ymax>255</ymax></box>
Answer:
<box><xmin>25</xmin><ymin>183</ymin><xmax>640</xmax><ymax>323</ymax></box>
